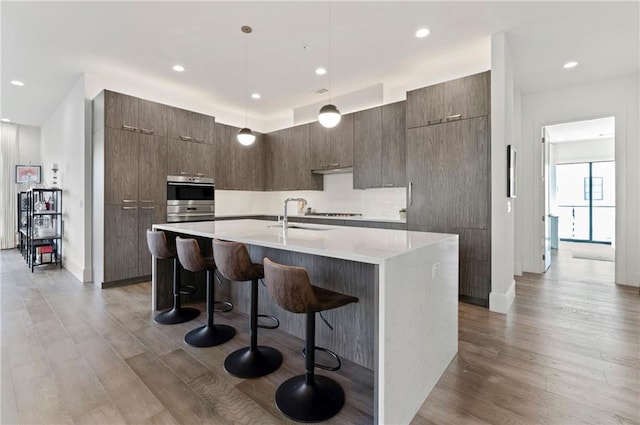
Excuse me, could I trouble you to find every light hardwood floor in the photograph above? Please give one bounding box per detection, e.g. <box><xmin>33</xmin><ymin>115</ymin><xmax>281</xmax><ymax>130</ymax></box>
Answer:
<box><xmin>1</xmin><ymin>249</ymin><xmax>638</xmax><ymax>424</ymax></box>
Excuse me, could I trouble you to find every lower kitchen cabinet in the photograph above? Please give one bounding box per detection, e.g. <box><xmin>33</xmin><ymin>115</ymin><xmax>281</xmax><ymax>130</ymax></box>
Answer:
<box><xmin>104</xmin><ymin>204</ymin><xmax>139</xmax><ymax>282</ymax></box>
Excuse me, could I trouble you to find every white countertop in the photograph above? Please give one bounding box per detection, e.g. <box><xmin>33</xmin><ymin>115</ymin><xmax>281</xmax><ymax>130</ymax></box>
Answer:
<box><xmin>153</xmin><ymin>219</ymin><xmax>455</xmax><ymax>264</ymax></box>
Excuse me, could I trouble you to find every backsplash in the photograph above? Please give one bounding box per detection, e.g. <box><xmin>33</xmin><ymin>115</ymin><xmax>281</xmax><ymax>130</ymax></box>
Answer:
<box><xmin>215</xmin><ymin>173</ymin><xmax>406</xmax><ymax>220</ymax></box>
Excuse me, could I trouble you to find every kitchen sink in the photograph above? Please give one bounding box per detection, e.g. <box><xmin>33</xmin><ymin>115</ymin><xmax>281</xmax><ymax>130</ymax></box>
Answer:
<box><xmin>267</xmin><ymin>224</ymin><xmax>332</xmax><ymax>231</ymax></box>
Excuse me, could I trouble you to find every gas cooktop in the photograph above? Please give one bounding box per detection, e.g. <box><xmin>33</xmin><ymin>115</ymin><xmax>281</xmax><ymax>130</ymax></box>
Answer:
<box><xmin>304</xmin><ymin>212</ymin><xmax>363</xmax><ymax>217</ymax></box>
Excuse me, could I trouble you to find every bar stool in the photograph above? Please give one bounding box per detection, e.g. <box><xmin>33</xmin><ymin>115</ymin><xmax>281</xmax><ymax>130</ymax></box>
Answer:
<box><xmin>146</xmin><ymin>230</ymin><xmax>200</xmax><ymax>325</ymax></box>
<box><xmin>263</xmin><ymin>257</ymin><xmax>358</xmax><ymax>423</ymax></box>
<box><xmin>176</xmin><ymin>237</ymin><xmax>235</xmax><ymax>347</ymax></box>
<box><xmin>212</xmin><ymin>239</ymin><xmax>282</xmax><ymax>378</ymax></box>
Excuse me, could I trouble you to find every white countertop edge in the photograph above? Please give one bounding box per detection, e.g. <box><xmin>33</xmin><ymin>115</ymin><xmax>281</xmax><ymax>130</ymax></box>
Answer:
<box><xmin>153</xmin><ymin>220</ymin><xmax>456</xmax><ymax>265</ymax></box>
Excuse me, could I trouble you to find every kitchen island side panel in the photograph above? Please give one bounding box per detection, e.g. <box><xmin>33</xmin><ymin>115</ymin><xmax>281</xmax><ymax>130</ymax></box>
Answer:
<box><xmin>379</xmin><ymin>236</ymin><xmax>458</xmax><ymax>424</ymax></box>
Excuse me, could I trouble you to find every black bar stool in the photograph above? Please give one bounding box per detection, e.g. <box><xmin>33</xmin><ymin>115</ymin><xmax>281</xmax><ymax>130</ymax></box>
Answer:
<box><xmin>263</xmin><ymin>257</ymin><xmax>358</xmax><ymax>423</ymax></box>
<box><xmin>176</xmin><ymin>237</ymin><xmax>235</xmax><ymax>347</ymax></box>
<box><xmin>146</xmin><ymin>230</ymin><xmax>200</xmax><ymax>324</ymax></box>
<box><xmin>212</xmin><ymin>239</ymin><xmax>282</xmax><ymax>378</ymax></box>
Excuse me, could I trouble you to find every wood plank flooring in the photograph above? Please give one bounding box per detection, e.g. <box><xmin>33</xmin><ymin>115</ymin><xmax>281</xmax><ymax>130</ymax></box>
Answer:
<box><xmin>2</xmin><ymin>248</ymin><xmax>638</xmax><ymax>424</ymax></box>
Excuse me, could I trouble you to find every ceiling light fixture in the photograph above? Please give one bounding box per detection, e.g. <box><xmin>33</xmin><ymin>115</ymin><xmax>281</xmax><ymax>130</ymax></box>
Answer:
<box><xmin>318</xmin><ymin>2</ymin><xmax>341</xmax><ymax>129</ymax></box>
<box><xmin>415</xmin><ymin>28</ymin><xmax>430</xmax><ymax>38</ymax></box>
<box><xmin>563</xmin><ymin>61</ymin><xmax>578</xmax><ymax>69</ymax></box>
<box><xmin>10</xmin><ymin>80</ymin><xmax>24</xmax><ymax>86</ymax></box>
<box><xmin>1</xmin><ymin>118</ymin><xmax>11</xmax><ymax>122</ymax></box>
<box><xmin>251</xmin><ymin>93</ymin><xmax>261</xmax><ymax>99</ymax></box>
<box><xmin>315</xmin><ymin>67</ymin><xmax>327</xmax><ymax>75</ymax></box>
<box><xmin>237</xmin><ymin>25</ymin><xmax>256</xmax><ymax>146</ymax></box>
<box><xmin>172</xmin><ymin>65</ymin><xmax>185</xmax><ymax>72</ymax></box>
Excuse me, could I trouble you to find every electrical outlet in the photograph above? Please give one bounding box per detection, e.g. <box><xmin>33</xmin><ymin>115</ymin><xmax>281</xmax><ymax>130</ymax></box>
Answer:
<box><xmin>431</xmin><ymin>262</ymin><xmax>440</xmax><ymax>279</ymax></box>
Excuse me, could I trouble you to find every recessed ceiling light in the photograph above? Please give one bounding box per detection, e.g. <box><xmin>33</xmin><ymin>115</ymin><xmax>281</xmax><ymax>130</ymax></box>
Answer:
<box><xmin>172</xmin><ymin>65</ymin><xmax>185</xmax><ymax>72</ymax></box>
<box><xmin>10</xmin><ymin>80</ymin><xmax>24</xmax><ymax>86</ymax></box>
<box><xmin>315</xmin><ymin>67</ymin><xmax>327</xmax><ymax>75</ymax></box>
<box><xmin>415</xmin><ymin>28</ymin><xmax>430</xmax><ymax>38</ymax></box>
<box><xmin>563</xmin><ymin>61</ymin><xmax>578</xmax><ymax>69</ymax></box>
<box><xmin>1</xmin><ymin>118</ymin><xmax>11</xmax><ymax>122</ymax></box>
<box><xmin>251</xmin><ymin>93</ymin><xmax>261</xmax><ymax>99</ymax></box>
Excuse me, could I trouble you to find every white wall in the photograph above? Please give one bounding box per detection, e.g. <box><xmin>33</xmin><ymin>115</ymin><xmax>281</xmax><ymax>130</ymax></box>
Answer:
<box><xmin>520</xmin><ymin>74</ymin><xmax>639</xmax><ymax>287</ymax></box>
<box><xmin>40</xmin><ymin>75</ymin><xmax>92</xmax><ymax>282</ymax></box>
<box><xmin>216</xmin><ymin>173</ymin><xmax>406</xmax><ymax>220</ymax></box>
<box><xmin>17</xmin><ymin>125</ymin><xmax>41</xmax><ymax>166</ymax></box>
<box><xmin>489</xmin><ymin>32</ymin><xmax>517</xmax><ymax>313</ymax></box>
<box><xmin>553</xmin><ymin>137</ymin><xmax>615</xmax><ymax>163</ymax></box>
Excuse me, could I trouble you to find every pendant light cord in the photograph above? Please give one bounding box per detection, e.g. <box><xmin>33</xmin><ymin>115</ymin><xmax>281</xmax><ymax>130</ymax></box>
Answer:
<box><xmin>244</xmin><ymin>30</ymin><xmax>248</xmax><ymax>128</ymax></box>
<box><xmin>328</xmin><ymin>1</ymin><xmax>332</xmax><ymax>104</ymax></box>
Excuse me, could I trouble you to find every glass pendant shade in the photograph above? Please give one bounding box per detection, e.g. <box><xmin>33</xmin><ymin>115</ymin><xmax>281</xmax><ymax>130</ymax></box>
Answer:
<box><xmin>318</xmin><ymin>104</ymin><xmax>342</xmax><ymax>128</ymax></box>
<box><xmin>237</xmin><ymin>127</ymin><xmax>256</xmax><ymax>146</ymax></box>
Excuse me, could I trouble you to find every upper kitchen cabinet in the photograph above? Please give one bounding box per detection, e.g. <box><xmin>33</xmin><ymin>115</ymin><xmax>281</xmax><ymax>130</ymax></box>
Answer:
<box><xmin>215</xmin><ymin>122</ymin><xmax>266</xmax><ymax>191</ymax></box>
<box><xmin>308</xmin><ymin>114</ymin><xmax>354</xmax><ymax>170</ymax></box>
<box><xmin>101</xmin><ymin>90</ymin><xmax>167</xmax><ymax>136</ymax></box>
<box><xmin>407</xmin><ymin>71</ymin><xmax>490</xmax><ymax>128</ymax></box>
<box><xmin>168</xmin><ymin>107</ymin><xmax>215</xmax><ymax>144</ymax></box>
<box><xmin>167</xmin><ymin>138</ymin><xmax>215</xmax><ymax>179</ymax></box>
<box><xmin>266</xmin><ymin>128</ymin><xmax>295</xmax><ymax>190</ymax></box>
<box><xmin>353</xmin><ymin>101</ymin><xmax>406</xmax><ymax>189</ymax></box>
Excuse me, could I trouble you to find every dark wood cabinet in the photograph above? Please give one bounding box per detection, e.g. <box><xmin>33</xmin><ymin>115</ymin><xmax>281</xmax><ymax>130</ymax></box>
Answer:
<box><xmin>138</xmin><ymin>134</ymin><xmax>167</xmax><ymax>204</ymax></box>
<box><xmin>104</xmin><ymin>128</ymin><xmax>138</xmax><ymax>204</ymax></box>
<box><xmin>267</xmin><ymin>128</ymin><xmax>295</xmax><ymax>190</ymax></box>
<box><xmin>407</xmin><ymin>71</ymin><xmax>490</xmax><ymax>128</ymax></box>
<box><xmin>328</xmin><ymin>113</ymin><xmax>354</xmax><ymax>167</ymax></box>
<box><xmin>104</xmin><ymin>91</ymin><xmax>167</xmax><ymax>136</ymax></box>
<box><xmin>307</xmin><ymin>114</ymin><xmax>354</xmax><ymax>170</ymax></box>
<box><xmin>214</xmin><ymin>123</ymin><xmax>233</xmax><ymax>189</ymax></box>
<box><xmin>104</xmin><ymin>204</ymin><xmax>139</xmax><ymax>282</ymax></box>
<box><xmin>406</xmin><ymin>71</ymin><xmax>491</xmax><ymax>306</ymax></box>
<box><xmin>231</xmin><ymin>127</ymin><xmax>266</xmax><ymax>191</ymax></box>
<box><xmin>168</xmin><ymin>107</ymin><xmax>215</xmax><ymax>144</ymax></box>
<box><xmin>167</xmin><ymin>138</ymin><xmax>215</xmax><ymax>179</ymax></box>
<box><xmin>353</xmin><ymin>102</ymin><xmax>405</xmax><ymax>189</ymax></box>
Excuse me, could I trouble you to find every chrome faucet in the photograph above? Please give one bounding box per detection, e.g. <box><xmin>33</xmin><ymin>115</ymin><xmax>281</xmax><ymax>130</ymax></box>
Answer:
<box><xmin>282</xmin><ymin>198</ymin><xmax>307</xmax><ymax>229</ymax></box>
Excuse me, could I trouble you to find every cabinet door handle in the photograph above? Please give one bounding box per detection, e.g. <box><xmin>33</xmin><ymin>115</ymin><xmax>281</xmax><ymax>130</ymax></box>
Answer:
<box><xmin>122</xmin><ymin>125</ymin><xmax>138</xmax><ymax>132</ymax></box>
<box><xmin>427</xmin><ymin>118</ymin><xmax>442</xmax><ymax>126</ymax></box>
<box><xmin>381</xmin><ymin>183</ymin><xmax>394</xmax><ymax>187</ymax></box>
<box><xmin>408</xmin><ymin>182</ymin><xmax>413</xmax><ymax>206</ymax></box>
<box><xmin>122</xmin><ymin>199</ymin><xmax>137</xmax><ymax>203</ymax></box>
<box><xmin>194</xmin><ymin>173</ymin><xmax>205</xmax><ymax>177</ymax></box>
<box><xmin>122</xmin><ymin>206</ymin><xmax>138</xmax><ymax>210</ymax></box>
<box><xmin>140</xmin><ymin>206</ymin><xmax>155</xmax><ymax>210</ymax></box>
<box><xmin>180</xmin><ymin>135</ymin><xmax>193</xmax><ymax>141</ymax></box>
<box><xmin>180</xmin><ymin>171</ymin><xmax>193</xmax><ymax>176</ymax></box>
<box><xmin>140</xmin><ymin>200</ymin><xmax>154</xmax><ymax>203</ymax></box>
<box><xmin>139</xmin><ymin>128</ymin><xmax>154</xmax><ymax>135</ymax></box>
<box><xmin>445</xmin><ymin>114</ymin><xmax>462</xmax><ymax>121</ymax></box>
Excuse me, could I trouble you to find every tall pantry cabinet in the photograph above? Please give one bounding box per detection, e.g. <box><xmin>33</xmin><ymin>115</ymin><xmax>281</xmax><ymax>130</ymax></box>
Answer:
<box><xmin>406</xmin><ymin>71</ymin><xmax>492</xmax><ymax>306</ymax></box>
<box><xmin>93</xmin><ymin>90</ymin><xmax>171</xmax><ymax>286</ymax></box>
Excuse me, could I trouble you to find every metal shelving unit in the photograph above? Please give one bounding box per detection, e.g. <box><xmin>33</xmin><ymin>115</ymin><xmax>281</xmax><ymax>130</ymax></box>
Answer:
<box><xmin>19</xmin><ymin>188</ymin><xmax>63</xmax><ymax>272</ymax></box>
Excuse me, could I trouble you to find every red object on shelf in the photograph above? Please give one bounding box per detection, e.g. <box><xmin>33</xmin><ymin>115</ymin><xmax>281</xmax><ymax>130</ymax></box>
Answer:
<box><xmin>40</xmin><ymin>245</ymin><xmax>53</xmax><ymax>253</ymax></box>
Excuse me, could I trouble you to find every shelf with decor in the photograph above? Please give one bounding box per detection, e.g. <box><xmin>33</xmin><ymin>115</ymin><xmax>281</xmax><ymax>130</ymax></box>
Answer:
<box><xmin>22</xmin><ymin>188</ymin><xmax>63</xmax><ymax>272</ymax></box>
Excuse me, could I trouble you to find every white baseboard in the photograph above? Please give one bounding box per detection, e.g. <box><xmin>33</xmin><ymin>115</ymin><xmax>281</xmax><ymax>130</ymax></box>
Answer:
<box><xmin>514</xmin><ymin>262</ymin><xmax>523</xmax><ymax>276</ymax></box>
<box><xmin>63</xmin><ymin>259</ymin><xmax>92</xmax><ymax>283</ymax></box>
<box><xmin>489</xmin><ymin>279</ymin><xmax>516</xmax><ymax>314</ymax></box>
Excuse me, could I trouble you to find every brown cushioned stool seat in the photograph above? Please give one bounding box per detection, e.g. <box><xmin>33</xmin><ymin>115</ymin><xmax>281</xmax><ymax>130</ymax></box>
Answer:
<box><xmin>213</xmin><ymin>239</ymin><xmax>282</xmax><ymax>379</ymax></box>
<box><xmin>176</xmin><ymin>237</ymin><xmax>235</xmax><ymax>347</ymax></box>
<box><xmin>146</xmin><ymin>230</ymin><xmax>200</xmax><ymax>325</ymax></box>
<box><xmin>263</xmin><ymin>257</ymin><xmax>358</xmax><ymax>423</ymax></box>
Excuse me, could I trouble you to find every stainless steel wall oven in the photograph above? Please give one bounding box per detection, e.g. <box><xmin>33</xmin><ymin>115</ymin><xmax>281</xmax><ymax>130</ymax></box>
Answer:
<box><xmin>166</xmin><ymin>176</ymin><xmax>215</xmax><ymax>222</ymax></box>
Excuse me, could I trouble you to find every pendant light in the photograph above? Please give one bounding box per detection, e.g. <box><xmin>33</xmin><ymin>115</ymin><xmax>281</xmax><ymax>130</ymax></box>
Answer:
<box><xmin>237</xmin><ymin>25</ymin><xmax>256</xmax><ymax>146</ymax></box>
<box><xmin>318</xmin><ymin>2</ymin><xmax>341</xmax><ymax>128</ymax></box>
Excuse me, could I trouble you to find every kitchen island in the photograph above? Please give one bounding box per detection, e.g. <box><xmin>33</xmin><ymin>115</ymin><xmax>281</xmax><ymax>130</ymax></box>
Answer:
<box><xmin>152</xmin><ymin>219</ymin><xmax>458</xmax><ymax>425</ymax></box>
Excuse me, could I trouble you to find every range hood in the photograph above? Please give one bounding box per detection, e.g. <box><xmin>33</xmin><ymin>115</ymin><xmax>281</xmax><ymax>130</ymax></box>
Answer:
<box><xmin>311</xmin><ymin>166</ymin><xmax>353</xmax><ymax>175</ymax></box>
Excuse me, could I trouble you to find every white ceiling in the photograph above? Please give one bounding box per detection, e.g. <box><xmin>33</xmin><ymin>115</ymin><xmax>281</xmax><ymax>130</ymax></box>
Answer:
<box><xmin>546</xmin><ymin>116</ymin><xmax>615</xmax><ymax>143</ymax></box>
<box><xmin>2</xmin><ymin>1</ymin><xmax>638</xmax><ymax>129</ymax></box>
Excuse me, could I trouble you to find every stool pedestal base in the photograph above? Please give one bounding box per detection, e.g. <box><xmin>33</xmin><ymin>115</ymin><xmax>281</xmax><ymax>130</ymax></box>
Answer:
<box><xmin>224</xmin><ymin>346</ymin><xmax>282</xmax><ymax>378</ymax></box>
<box><xmin>185</xmin><ymin>324</ymin><xmax>235</xmax><ymax>347</ymax></box>
<box><xmin>154</xmin><ymin>307</ymin><xmax>200</xmax><ymax>325</ymax></box>
<box><xmin>275</xmin><ymin>374</ymin><xmax>345</xmax><ymax>423</ymax></box>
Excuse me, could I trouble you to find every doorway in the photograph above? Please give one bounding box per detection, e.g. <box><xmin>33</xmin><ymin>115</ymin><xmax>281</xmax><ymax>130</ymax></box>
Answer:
<box><xmin>543</xmin><ymin>117</ymin><xmax>615</xmax><ymax>281</ymax></box>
